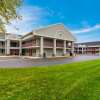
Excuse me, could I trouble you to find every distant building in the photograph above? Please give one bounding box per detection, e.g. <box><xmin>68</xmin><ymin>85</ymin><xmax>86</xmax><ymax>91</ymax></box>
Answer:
<box><xmin>0</xmin><ymin>23</ymin><xmax>76</xmax><ymax>57</ymax></box>
<box><xmin>74</xmin><ymin>41</ymin><xmax>100</xmax><ymax>55</ymax></box>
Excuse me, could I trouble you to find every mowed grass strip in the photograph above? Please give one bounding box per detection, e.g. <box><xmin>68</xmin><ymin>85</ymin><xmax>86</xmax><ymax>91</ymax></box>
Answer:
<box><xmin>0</xmin><ymin>59</ymin><xmax>100</xmax><ymax>100</ymax></box>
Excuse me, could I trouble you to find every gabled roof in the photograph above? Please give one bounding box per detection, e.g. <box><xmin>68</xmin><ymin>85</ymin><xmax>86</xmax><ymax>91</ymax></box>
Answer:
<box><xmin>33</xmin><ymin>23</ymin><xmax>76</xmax><ymax>41</ymax></box>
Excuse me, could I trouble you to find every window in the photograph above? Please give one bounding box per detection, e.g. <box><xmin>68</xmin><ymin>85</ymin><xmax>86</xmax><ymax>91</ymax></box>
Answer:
<box><xmin>57</xmin><ymin>30</ymin><xmax>64</xmax><ymax>37</ymax></box>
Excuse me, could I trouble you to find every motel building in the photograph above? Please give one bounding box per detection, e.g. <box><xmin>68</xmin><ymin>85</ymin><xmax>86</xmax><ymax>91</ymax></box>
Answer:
<box><xmin>0</xmin><ymin>33</ymin><xmax>21</xmax><ymax>56</ymax></box>
<box><xmin>0</xmin><ymin>24</ymin><xmax>76</xmax><ymax>58</ymax></box>
<box><xmin>74</xmin><ymin>41</ymin><xmax>100</xmax><ymax>55</ymax></box>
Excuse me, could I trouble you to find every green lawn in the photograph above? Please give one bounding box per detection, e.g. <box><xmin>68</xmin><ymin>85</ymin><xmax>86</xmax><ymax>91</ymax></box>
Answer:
<box><xmin>0</xmin><ymin>59</ymin><xmax>100</xmax><ymax>100</ymax></box>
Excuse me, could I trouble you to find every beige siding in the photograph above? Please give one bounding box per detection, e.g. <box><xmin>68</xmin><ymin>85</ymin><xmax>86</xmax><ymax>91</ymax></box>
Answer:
<box><xmin>44</xmin><ymin>49</ymin><xmax>53</xmax><ymax>57</ymax></box>
<box><xmin>34</xmin><ymin>24</ymin><xmax>76</xmax><ymax>41</ymax></box>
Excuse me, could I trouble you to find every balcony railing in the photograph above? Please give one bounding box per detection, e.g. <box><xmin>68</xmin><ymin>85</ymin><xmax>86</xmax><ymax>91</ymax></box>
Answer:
<box><xmin>44</xmin><ymin>43</ymin><xmax>53</xmax><ymax>47</ymax></box>
<box><xmin>22</xmin><ymin>42</ymin><xmax>37</xmax><ymax>47</ymax></box>
<box><xmin>56</xmin><ymin>43</ymin><xmax>64</xmax><ymax>48</ymax></box>
<box><xmin>10</xmin><ymin>45</ymin><xmax>19</xmax><ymax>47</ymax></box>
<box><xmin>10</xmin><ymin>41</ymin><xmax>20</xmax><ymax>47</ymax></box>
<box><xmin>43</xmin><ymin>39</ymin><xmax>53</xmax><ymax>48</ymax></box>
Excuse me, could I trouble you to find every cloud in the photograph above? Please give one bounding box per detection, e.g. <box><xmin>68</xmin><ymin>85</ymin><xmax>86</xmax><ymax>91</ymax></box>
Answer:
<box><xmin>71</xmin><ymin>24</ymin><xmax>100</xmax><ymax>34</ymax></box>
<box><xmin>5</xmin><ymin>5</ymin><xmax>65</xmax><ymax>35</ymax></box>
<box><xmin>69</xmin><ymin>23</ymin><xmax>100</xmax><ymax>42</ymax></box>
<box><xmin>5</xmin><ymin>6</ymin><xmax>49</xmax><ymax>35</ymax></box>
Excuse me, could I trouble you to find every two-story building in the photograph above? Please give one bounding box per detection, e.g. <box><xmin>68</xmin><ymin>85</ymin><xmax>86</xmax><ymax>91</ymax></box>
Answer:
<box><xmin>74</xmin><ymin>41</ymin><xmax>100</xmax><ymax>55</ymax></box>
<box><xmin>21</xmin><ymin>24</ymin><xmax>76</xmax><ymax>57</ymax></box>
<box><xmin>0</xmin><ymin>33</ymin><xmax>21</xmax><ymax>56</ymax></box>
<box><xmin>0</xmin><ymin>23</ymin><xmax>76</xmax><ymax>57</ymax></box>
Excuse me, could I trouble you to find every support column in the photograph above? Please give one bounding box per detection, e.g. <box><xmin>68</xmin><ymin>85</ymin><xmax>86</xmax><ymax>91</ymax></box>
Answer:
<box><xmin>77</xmin><ymin>47</ymin><xmax>79</xmax><ymax>54</ymax></box>
<box><xmin>19</xmin><ymin>40</ymin><xmax>22</xmax><ymax>56</ymax></box>
<box><xmin>5</xmin><ymin>41</ymin><xmax>6</xmax><ymax>55</ymax></box>
<box><xmin>5</xmin><ymin>34</ymin><xmax>7</xmax><ymax>55</ymax></box>
<box><xmin>63</xmin><ymin>40</ymin><xmax>66</xmax><ymax>55</ymax></box>
<box><xmin>36</xmin><ymin>49</ymin><xmax>39</xmax><ymax>57</ymax></box>
<box><xmin>6</xmin><ymin>39</ymin><xmax>10</xmax><ymax>55</ymax></box>
<box><xmin>82</xmin><ymin>47</ymin><xmax>84</xmax><ymax>54</ymax></box>
<box><xmin>71</xmin><ymin>42</ymin><xmax>74</xmax><ymax>55</ymax></box>
<box><xmin>40</xmin><ymin>37</ymin><xmax>44</xmax><ymax>57</ymax></box>
<box><xmin>53</xmin><ymin>38</ymin><xmax>56</xmax><ymax>56</ymax></box>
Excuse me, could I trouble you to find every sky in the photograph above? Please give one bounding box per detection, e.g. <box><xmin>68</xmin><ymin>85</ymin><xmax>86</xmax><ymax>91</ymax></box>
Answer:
<box><xmin>6</xmin><ymin>0</ymin><xmax>100</xmax><ymax>42</ymax></box>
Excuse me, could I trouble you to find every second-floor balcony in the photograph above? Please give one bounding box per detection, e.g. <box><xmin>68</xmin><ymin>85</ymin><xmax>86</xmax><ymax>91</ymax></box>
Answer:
<box><xmin>10</xmin><ymin>41</ymin><xmax>20</xmax><ymax>47</ymax></box>
<box><xmin>22</xmin><ymin>39</ymin><xmax>38</xmax><ymax>47</ymax></box>
<box><xmin>44</xmin><ymin>41</ymin><xmax>53</xmax><ymax>48</ymax></box>
<box><xmin>22</xmin><ymin>42</ymin><xmax>36</xmax><ymax>47</ymax></box>
<box><xmin>56</xmin><ymin>41</ymin><xmax>64</xmax><ymax>48</ymax></box>
<box><xmin>43</xmin><ymin>38</ymin><xmax>53</xmax><ymax>48</ymax></box>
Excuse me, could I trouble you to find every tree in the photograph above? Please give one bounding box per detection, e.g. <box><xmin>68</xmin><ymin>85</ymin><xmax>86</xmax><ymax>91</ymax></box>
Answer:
<box><xmin>0</xmin><ymin>0</ymin><xmax>22</xmax><ymax>32</ymax></box>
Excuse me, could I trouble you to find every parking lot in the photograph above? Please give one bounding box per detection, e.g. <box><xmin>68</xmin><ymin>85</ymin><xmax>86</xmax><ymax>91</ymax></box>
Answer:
<box><xmin>0</xmin><ymin>55</ymin><xmax>99</xmax><ymax>68</ymax></box>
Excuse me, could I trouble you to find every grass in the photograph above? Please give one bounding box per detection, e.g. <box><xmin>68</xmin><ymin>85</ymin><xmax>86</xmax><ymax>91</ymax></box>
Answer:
<box><xmin>0</xmin><ymin>59</ymin><xmax>100</xmax><ymax>100</ymax></box>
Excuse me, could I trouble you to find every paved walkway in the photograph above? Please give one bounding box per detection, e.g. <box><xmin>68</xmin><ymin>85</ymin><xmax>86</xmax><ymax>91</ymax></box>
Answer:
<box><xmin>0</xmin><ymin>55</ymin><xmax>99</xmax><ymax>68</ymax></box>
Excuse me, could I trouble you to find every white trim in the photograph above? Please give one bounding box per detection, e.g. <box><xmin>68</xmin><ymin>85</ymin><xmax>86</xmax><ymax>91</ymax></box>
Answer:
<box><xmin>53</xmin><ymin>38</ymin><xmax>56</xmax><ymax>55</ymax></box>
<box><xmin>64</xmin><ymin>40</ymin><xmax>66</xmax><ymax>55</ymax></box>
<box><xmin>40</xmin><ymin>37</ymin><xmax>44</xmax><ymax>57</ymax></box>
<box><xmin>0</xmin><ymin>39</ymin><xmax>5</xmax><ymax>41</ymax></box>
<box><xmin>22</xmin><ymin>46</ymin><xmax>40</xmax><ymax>49</ymax></box>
